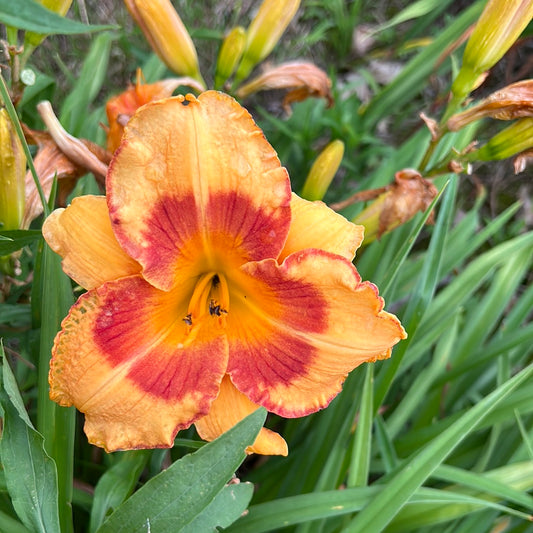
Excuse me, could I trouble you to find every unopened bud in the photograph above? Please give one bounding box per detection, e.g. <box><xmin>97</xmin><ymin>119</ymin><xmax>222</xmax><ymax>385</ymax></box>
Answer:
<box><xmin>451</xmin><ymin>0</ymin><xmax>533</xmax><ymax>103</ymax></box>
<box><xmin>235</xmin><ymin>0</ymin><xmax>300</xmax><ymax>83</ymax></box>
<box><xmin>301</xmin><ymin>140</ymin><xmax>344</xmax><ymax>201</ymax></box>
<box><xmin>215</xmin><ymin>26</ymin><xmax>246</xmax><ymax>89</ymax></box>
<box><xmin>0</xmin><ymin>108</ymin><xmax>26</xmax><ymax>231</ymax></box>
<box><xmin>25</xmin><ymin>0</ymin><xmax>73</xmax><ymax>47</ymax></box>
<box><xmin>125</xmin><ymin>0</ymin><xmax>205</xmax><ymax>88</ymax></box>
<box><xmin>467</xmin><ymin>118</ymin><xmax>533</xmax><ymax>161</ymax></box>
<box><xmin>352</xmin><ymin>169</ymin><xmax>438</xmax><ymax>243</ymax></box>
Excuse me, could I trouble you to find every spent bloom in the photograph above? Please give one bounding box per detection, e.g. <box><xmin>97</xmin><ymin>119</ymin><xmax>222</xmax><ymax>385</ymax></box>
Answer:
<box><xmin>43</xmin><ymin>92</ymin><xmax>405</xmax><ymax>454</ymax></box>
<box><xmin>447</xmin><ymin>80</ymin><xmax>533</xmax><ymax>131</ymax></box>
<box><xmin>235</xmin><ymin>61</ymin><xmax>333</xmax><ymax>114</ymax></box>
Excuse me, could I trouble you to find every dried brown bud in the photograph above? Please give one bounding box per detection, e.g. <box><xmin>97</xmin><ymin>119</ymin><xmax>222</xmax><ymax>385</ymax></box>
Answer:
<box><xmin>352</xmin><ymin>169</ymin><xmax>438</xmax><ymax>243</ymax></box>
<box><xmin>513</xmin><ymin>148</ymin><xmax>533</xmax><ymax>173</ymax></box>
<box><xmin>420</xmin><ymin>112</ymin><xmax>440</xmax><ymax>141</ymax></box>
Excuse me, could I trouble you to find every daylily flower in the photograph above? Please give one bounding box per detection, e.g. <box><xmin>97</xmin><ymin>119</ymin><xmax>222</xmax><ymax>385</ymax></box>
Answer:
<box><xmin>43</xmin><ymin>91</ymin><xmax>405</xmax><ymax>455</ymax></box>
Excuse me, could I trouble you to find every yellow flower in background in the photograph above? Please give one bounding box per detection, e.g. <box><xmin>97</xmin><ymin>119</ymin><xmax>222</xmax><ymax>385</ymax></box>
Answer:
<box><xmin>125</xmin><ymin>0</ymin><xmax>205</xmax><ymax>88</ymax></box>
<box><xmin>43</xmin><ymin>92</ymin><xmax>405</xmax><ymax>454</ymax></box>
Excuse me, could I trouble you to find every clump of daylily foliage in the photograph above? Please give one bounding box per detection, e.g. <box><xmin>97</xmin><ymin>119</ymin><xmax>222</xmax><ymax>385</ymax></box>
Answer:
<box><xmin>1</xmin><ymin>0</ymin><xmax>533</xmax><ymax>532</ymax></box>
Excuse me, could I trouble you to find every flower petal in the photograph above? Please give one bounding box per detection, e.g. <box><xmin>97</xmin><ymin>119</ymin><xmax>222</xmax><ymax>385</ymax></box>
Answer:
<box><xmin>42</xmin><ymin>196</ymin><xmax>141</xmax><ymax>290</ymax></box>
<box><xmin>195</xmin><ymin>375</ymin><xmax>288</xmax><ymax>456</ymax></box>
<box><xmin>227</xmin><ymin>250</ymin><xmax>406</xmax><ymax>417</ymax></box>
<box><xmin>107</xmin><ymin>91</ymin><xmax>291</xmax><ymax>291</ymax></box>
<box><xmin>278</xmin><ymin>193</ymin><xmax>364</xmax><ymax>262</ymax></box>
<box><xmin>50</xmin><ymin>276</ymin><xmax>228</xmax><ymax>451</ymax></box>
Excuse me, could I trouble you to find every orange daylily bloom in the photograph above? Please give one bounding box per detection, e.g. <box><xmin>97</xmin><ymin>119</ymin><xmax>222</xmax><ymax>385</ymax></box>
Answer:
<box><xmin>43</xmin><ymin>91</ymin><xmax>405</xmax><ymax>454</ymax></box>
<box><xmin>105</xmin><ymin>73</ymin><xmax>204</xmax><ymax>152</ymax></box>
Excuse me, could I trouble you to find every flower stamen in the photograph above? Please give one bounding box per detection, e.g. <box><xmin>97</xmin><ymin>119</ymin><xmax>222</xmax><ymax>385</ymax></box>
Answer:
<box><xmin>186</xmin><ymin>272</ymin><xmax>230</xmax><ymax>327</ymax></box>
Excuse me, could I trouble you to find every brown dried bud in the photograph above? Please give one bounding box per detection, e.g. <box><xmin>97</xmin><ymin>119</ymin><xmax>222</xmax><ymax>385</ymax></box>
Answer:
<box><xmin>513</xmin><ymin>148</ymin><xmax>533</xmax><ymax>173</ymax></box>
<box><xmin>352</xmin><ymin>169</ymin><xmax>438</xmax><ymax>243</ymax></box>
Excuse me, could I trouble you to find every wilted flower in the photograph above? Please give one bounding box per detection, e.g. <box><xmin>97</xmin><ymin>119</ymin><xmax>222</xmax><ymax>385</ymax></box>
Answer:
<box><xmin>300</xmin><ymin>140</ymin><xmax>344</xmax><ymax>201</ymax></box>
<box><xmin>21</xmin><ymin>124</ymin><xmax>110</xmax><ymax>229</ymax></box>
<box><xmin>451</xmin><ymin>0</ymin><xmax>533</xmax><ymax>104</ymax></box>
<box><xmin>43</xmin><ymin>92</ymin><xmax>405</xmax><ymax>454</ymax></box>
<box><xmin>0</xmin><ymin>109</ymin><xmax>26</xmax><ymax>231</ymax></box>
<box><xmin>352</xmin><ymin>169</ymin><xmax>438</xmax><ymax>243</ymax></box>
<box><xmin>125</xmin><ymin>0</ymin><xmax>205</xmax><ymax>87</ymax></box>
<box><xmin>105</xmin><ymin>71</ymin><xmax>203</xmax><ymax>152</ymax></box>
<box><xmin>234</xmin><ymin>0</ymin><xmax>301</xmax><ymax>83</ymax></box>
<box><xmin>236</xmin><ymin>61</ymin><xmax>333</xmax><ymax>113</ymax></box>
<box><xmin>448</xmin><ymin>80</ymin><xmax>533</xmax><ymax>131</ymax></box>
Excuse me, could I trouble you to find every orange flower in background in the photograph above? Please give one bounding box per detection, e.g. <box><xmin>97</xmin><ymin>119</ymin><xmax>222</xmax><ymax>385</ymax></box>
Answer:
<box><xmin>43</xmin><ymin>91</ymin><xmax>405</xmax><ymax>455</ymax></box>
<box><xmin>105</xmin><ymin>72</ymin><xmax>204</xmax><ymax>152</ymax></box>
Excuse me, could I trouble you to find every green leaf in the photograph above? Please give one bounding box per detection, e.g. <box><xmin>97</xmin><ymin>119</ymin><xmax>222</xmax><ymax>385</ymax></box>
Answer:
<box><xmin>34</xmin><ymin>241</ymin><xmax>75</xmax><ymax>533</ymax></box>
<box><xmin>96</xmin><ymin>408</ymin><xmax>266</xmax><ymax>533</ymax></box>
<box><xmin>89</xmin><ymin>451</ymin><xmax>150</xmax><ymax>533</ymax></box>
<box><xmin>181</xmin><ymin>483</ymin><xmax>254</xmax><ymax>532</ymax></box>
<box><xmin>0</xmin><ymin>510</ymin><xmax>32</xmax><ymax>533</ymax></box>
<box><xmin>361</xmin><ymin>1</ymin><xmax>484</xmax><ymax>128</ymax></box>
<box><xmin>60</xmin><ymin>31</ymin><xmax>114</xmax><ymax>136</ymax></box>
<box><xmin>0</xmin><ymin>344</ymin><xmax>61</xmax><ymax>533</ymax></box>
<box><xmin>348</xmin><ymin>364</ymin><xmax>374</xmax><ymax>487</ymax></box>
<box><xmin>0</xmin><ymin>0</ymin><xmax>116</xmax><ymax>34</ymax></box>
<box><xmin>344</xmin><ymin>363</ymin><xmax>533</xmax><ymax>532</ymax></box>
<box><xmin>0</xmin><ymin>230</ymin><xmax>41</xmax><ymax>255</ymax></box>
